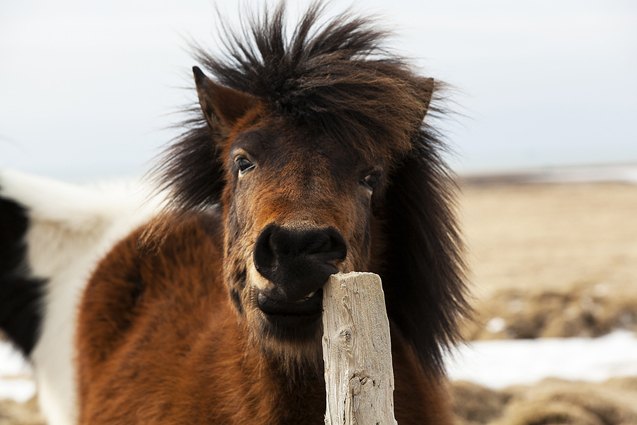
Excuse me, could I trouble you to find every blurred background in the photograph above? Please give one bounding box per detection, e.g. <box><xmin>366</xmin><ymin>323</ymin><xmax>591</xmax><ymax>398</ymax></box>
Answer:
<box><xmin>1</xmin><ymin>0</ymin><xmax>636</xmax><ymax>178</ymax></box>
<box><xmin>1</xmin><ymin>1</ymin><xmax>636</xmax><ymax>424</ymax></box>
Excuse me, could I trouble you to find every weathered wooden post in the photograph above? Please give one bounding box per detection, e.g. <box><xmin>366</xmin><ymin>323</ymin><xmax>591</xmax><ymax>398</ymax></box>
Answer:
<box><xmin>322</xmin><ymin>272</ymin><xmax>397</xmax><ymax>425</ymax></box>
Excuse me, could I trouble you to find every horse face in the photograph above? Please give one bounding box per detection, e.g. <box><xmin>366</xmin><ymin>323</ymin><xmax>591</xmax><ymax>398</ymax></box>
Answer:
<box><xmin>222</xmin><ymin>124</ymin><xmax>384</xmax><ymax>357</ymax></box>
<box><xmin>192</xmin><ymin>69</ymin><xmax>388</xmax><ymax>361</ymax></box>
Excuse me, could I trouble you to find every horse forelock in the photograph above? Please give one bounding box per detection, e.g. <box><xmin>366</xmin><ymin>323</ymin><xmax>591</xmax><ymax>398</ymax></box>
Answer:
<box><xmin>194</xmin><ymin>2</ymin><xmax>433</xmax><ymax>156</ymax></box>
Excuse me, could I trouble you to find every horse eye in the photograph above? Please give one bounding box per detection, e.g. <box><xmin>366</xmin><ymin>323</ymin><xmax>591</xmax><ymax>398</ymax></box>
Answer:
<box><xmin>235</xmin><ymin>156</ymin><xmax>255</xmax><ymax>175</ymax></box>
<box><xmin>361</xmin><ymin>171</ymin><xmax>381</xmax><ymax>191</ymax></box>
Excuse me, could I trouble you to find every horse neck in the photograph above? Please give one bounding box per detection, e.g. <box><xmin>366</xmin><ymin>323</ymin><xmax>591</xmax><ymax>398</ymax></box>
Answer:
<box><xmin>259</xmin><ymin>355</ymin><xmax>326</xmax><ymax>423</ymax></box>
<box><xmin>199</xmin><ymin>311</ymin><xmax>326</xmax><ymax>423</ymax></box>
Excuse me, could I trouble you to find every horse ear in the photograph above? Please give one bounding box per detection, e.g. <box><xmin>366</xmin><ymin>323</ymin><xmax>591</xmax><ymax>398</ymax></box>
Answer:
<box><xmin>193</xmin><ymin>66</ymin><xmax>256</xmax><ymax>133</ymax></box>
<box><xmin>416</xmin><ymin>77</ymin><xmax>435</xmax><ymax>123</ymax></box>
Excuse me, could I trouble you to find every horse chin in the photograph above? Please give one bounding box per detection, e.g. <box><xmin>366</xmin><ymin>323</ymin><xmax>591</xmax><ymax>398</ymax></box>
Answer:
<box><xmin>243</xmin><ymin>301</ymin><xmax>324</xmax><ymax>371</ymax></box>
<box><xmin>245</xmin><ymin>266</ymin><xmax>325</xmax><ymax>339</ymax></box>
<box><xmin>242</xmin><ymin>267</ymin><xmax>327</xmax><ymax>370</ymax></box>
<box><xmin>259</xmin><ymin>308</ymin><xmax>323</xmax><ymax>342</ymax></box>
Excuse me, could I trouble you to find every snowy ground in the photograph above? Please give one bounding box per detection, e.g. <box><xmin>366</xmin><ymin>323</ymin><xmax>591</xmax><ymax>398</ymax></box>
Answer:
<box><xmin>2</xmin><ymin>331</ymin><xmax>637</xmax><ymax>402</ymax></box>
<box><xmin>0</xmin><ymin>343</ymin><xmax>36</xmax><ymax>403</ymax></box>
<box><xmin>446</xmin><ymin>330</ymin><xmax>637</xmax><ymax>388</ymax></box>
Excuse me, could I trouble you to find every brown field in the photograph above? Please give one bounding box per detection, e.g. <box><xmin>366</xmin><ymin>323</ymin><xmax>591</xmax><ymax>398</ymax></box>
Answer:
<box><xmin>452</xmin><ymin>377</ymin><xmax>637</xmax><ymax>425</ymax></box>
<box><xmin>462</xmin><ymin>182</ymin><xmax>637</xmax><ymax>296</ymax></box>
<box><xmin>2</xmin><ymin>182</ymin><xmax>636</xmax><ymax>424</ymax></box>
<box><xmin>453</xmin><ymin>181</ymin><xmax>637</xmax><ymax>424</ymax></box>
<box><xmin>460</xmin><ymin>182</ymin><xmax>637</xmax><ymax>340</ymax></box>
<box><xmin>0</xmin><ymin>399</ymin><xmax>42</xmax><ymax>425</ymax></box>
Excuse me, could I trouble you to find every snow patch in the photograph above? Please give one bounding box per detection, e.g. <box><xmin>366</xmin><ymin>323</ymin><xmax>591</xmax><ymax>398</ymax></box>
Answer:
<box><xmin>485</xmin><ymin>317</ymin><xmax>506</xmax><ymax>333</ymax></box>
<box><xmin>446</xmin><ymin>330</ymin><xmax>637</xmax><ymax>388</ymax></box>
<box><xmin>0</xmin><ymin>343</ymin><xmax>35</xmax><ymax>402</ymax></box>
<box><xmin>0</xmin><ymin>379</ymin><xmax>36</xmax><ymax>403</ymax></box>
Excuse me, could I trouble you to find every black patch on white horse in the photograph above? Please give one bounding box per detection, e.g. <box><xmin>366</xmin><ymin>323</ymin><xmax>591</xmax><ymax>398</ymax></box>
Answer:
<box><xmin>0</xmin><ymin>195</ymin><xmax>46</xmax><ymax>356</ymax></box>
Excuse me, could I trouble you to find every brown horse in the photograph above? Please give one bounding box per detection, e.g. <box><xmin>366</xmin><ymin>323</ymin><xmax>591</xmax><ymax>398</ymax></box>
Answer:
<box><xmin>0</xmin><ymin>3</ymin><xmax>468</xmax><ymax>424</ymax></box>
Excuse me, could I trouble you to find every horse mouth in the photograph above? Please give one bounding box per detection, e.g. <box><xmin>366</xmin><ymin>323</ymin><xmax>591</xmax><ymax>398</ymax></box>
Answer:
<box><xmin>257</xmin><ymin>289</ymin><xmax>323</xmax><ymax>317</ymax></box>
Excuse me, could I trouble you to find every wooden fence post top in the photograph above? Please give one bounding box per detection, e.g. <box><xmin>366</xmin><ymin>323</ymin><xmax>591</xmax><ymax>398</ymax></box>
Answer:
<box><xmin>322</xmin><ymin>272</ymin><xmax>397</xmax><ymax>425</ymax></box>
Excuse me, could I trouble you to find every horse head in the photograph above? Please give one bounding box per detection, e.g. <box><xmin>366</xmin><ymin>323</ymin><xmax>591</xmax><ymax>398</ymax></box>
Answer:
<box><xmin>157</xmin><ymin>3</ymin><xmax>467</xmax><ymax>374</ymax></box>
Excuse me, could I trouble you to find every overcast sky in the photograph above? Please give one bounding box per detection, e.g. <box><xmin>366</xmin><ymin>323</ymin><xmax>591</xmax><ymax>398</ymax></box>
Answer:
<box><xmin>1</xmin><ymin>0</ymin><xmax>636</xmax><ymax>180</ymax></box>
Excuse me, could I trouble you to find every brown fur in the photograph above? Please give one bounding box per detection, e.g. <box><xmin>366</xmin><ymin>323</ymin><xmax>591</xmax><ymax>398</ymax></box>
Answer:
<box><xmin>77</xmin><ymin>2</ymin><xmax>468</xmax><ymax>423</ymax></box>
<box><xmin>78</xmin><ymin>213</ymin><xmax>453</xmax><ymax>424</ymax></box>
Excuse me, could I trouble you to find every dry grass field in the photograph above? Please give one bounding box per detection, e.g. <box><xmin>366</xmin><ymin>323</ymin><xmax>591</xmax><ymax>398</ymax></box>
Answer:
<box><xmin>453</xmin><ymin>181</ymin><xmax>637</xmax><ymax>424</ymax></box>
<box><xmin>463</xmin><ymin>183</ymin><xmax>637</xmax><ymax>295</ymax></box>
<box><xmin>2</xmin><ymin>181</ymin><xmax>636</xmax><ymax>424</ymax></box>
<box><xmin>453</xmin><ymin>377</ymin><xmax>637</xmax><ymax>425</ymax></box>
<box><xmin>460</xmin><ymin>182</ymin><xmax>637</xmax><ymax>340</ymax></box>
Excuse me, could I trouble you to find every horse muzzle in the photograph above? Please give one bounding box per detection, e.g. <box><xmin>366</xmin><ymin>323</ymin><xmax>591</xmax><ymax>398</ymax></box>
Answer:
<box><xmin>253</xmin><ymin>223</ymin><xmax>346</xmax><ymax>318</ymax></box>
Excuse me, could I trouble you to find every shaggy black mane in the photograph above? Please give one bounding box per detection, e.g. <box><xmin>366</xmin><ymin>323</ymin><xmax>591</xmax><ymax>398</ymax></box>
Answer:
<box><xmin>157</xmin><ymin>1</ymin><xmax>469</xmax><ymax>375</ymax></box>
<box><xmin>196</xmin><ymin>2</ymin><xmax>427</xmax><ymax>145</ymax></box>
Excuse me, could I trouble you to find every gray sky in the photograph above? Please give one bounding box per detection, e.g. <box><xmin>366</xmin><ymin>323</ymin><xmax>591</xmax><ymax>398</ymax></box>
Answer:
<box><xmin>1</xmin><ymin>0</ymin><xmax>636</xmax><ymax>180</ymax></box>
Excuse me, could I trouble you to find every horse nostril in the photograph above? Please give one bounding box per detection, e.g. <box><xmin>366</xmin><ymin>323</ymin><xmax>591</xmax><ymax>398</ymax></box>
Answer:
<box><xmin>254</xmin><ymin>224</ymin><xmax>276</xmax><ymax>275</ymax></box>
<box><xmin>310</xmin><ymin>227</ymin><xmax>347</xmax><ymax>263</ymax></box>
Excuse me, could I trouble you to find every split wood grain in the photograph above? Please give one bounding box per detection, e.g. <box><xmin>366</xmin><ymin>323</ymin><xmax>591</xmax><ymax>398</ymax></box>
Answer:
<box><xmin>322</xmin><ymin>272</ymin><xmax>397</xmax><ymax>425</ymax></box>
